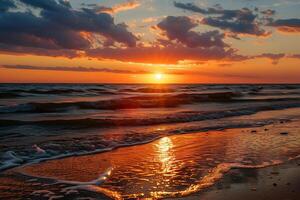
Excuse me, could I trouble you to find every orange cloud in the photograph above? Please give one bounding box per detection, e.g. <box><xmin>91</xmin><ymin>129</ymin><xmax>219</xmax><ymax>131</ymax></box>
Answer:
<box><xmin>277</xmin><ymin>26</ymin><xmax>300</xmax><ymax>33</ymax></box>
<box><xmin>87</xmin><ymin>46</ymin><xmax>246</xmax><ymax>64</ymax></box>
<box><xmin>269</xmin><ymin>18</ymin><xmax>300</xmax><ymax>33</ymax></box>
<box><xmin>96</xmin><ymin>0</ymin><xmax>141</xmax><ymax>14</ymax></box>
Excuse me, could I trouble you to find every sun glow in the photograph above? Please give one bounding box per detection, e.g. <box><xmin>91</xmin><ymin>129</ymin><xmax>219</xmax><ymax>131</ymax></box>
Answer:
<box><xmin>154</xmin><ymin>73</ymin><xmax>163</xmax><ymax>81</ymax></box>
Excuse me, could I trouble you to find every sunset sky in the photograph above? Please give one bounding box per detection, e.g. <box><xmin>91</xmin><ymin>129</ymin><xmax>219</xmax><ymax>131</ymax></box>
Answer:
<box><xmin>0</xmin><ymin>0</ymin><xmax>300</xmax><ymax>83</ymax></box>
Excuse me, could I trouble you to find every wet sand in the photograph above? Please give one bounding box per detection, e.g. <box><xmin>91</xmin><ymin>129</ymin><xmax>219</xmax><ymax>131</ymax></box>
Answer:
<box><xmin>179</xmin><ymin>158</ymin><xmax>300</xmax><ymax>200</ymax></box>
<box><xmin>2</xmin><ymin>119</ymin><xmax>300</xmax><ymax>199</ymax></box>
<box><xmin>1</xmin><ymin>158</ymin><xmax>300</xmax><ymax>200</ymax></box>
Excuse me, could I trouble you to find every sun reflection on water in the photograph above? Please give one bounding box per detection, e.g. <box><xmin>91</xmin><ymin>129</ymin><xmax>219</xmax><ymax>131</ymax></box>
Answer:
<box><xmin>156</xmin><ymin>137</ymin><xmax>175</xmax><ymax>179</ymax></box>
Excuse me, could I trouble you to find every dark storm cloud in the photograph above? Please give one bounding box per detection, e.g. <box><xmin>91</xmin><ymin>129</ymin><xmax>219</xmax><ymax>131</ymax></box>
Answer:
<box><xmin>269</xmin><ymin>18</ymin><xmax>300</xmax><ymax>33</ymax></box>
<box><xmin>58</xmin><ymin>0</ymin><xmax>71</xmax><ymax>8</ymax></box>
<box><xmin>0</xmin><ymin>0</ymin><xmax>16</xmax><ymax>12</ymax></box>
<box><xmin>157</xmin><ymin>16</ymin><xmax>227</xmax><ymax>48</ymax></box>
<box><xmin>86</xmin><ymin>16</ymin><xmax>248</xmax><ymax>64</ymax></box>
<box><xmin>173</xmin><ymin>2</ymin><xmax>218</xmax><ymax>14</ymax></box>
<box><xmin>270</xmin><ymin>18</ymin><xmax>300</xmax><ymax>27</ymax></box>
<box><xmin>0</xmin><ymin>0</ymin><xmax>293</xmax><ymax>66</ymax></box>
<box><xmin>1</xmin><ymin>65</ymin><xmax>148</xmax><ymax>74</ymax></box>
<box><xmin>0</xmin><ymin>0</ymin><xmax>137</xmax><ymax>55</ymax></box>
<box><xmin>174</xmin><ymin>2</ymin><xmax>270</xmax><ymax>37</ymax></box>
<box><xmin>0</xmin><ymin>12</ymin><xmax>91</xmax><ymax>50</ymax></box>
<box><xmin>260</xmin><ymin>9</ymin><xmax>276</xmax><ymax>16</ymax></box>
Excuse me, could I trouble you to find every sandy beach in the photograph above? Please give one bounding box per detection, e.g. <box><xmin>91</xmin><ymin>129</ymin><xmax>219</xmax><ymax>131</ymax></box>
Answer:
<box><xmin>1</xmin><ymin>0</ymin><xmax>300</xmax><ymax>198</ymax></box>
<box><xmin>180</xmin><ymin>159</ymin><xmax>300</xmax><ymax>200</ymax></box>
<box><xmin>1</xmin><ymin>118</ymin><xmax>299</xmax><ymax>199</ymax></box>
<box><xmin>1</xmin><ymin>157</ymin><xmax>300</xmax><ymax>200</ymax></box>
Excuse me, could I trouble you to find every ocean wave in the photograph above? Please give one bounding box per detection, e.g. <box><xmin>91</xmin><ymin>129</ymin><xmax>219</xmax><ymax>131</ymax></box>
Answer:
<box><xmin>0</xmin><ymin>92</ymin><xmax>23</xmax><ymax>99</ymax></box>
<box><xmin>119</xmin><ymin>87</ymin><xmax>176</xmax><ymax>93</ymax></box>
<box><xmin>0</xmin><ymin>151</ymin><xmax>24</xmax><ymax>171</ymax></box>
<box><xmin>3</xmin><ymin>86</ymin><xmax>123</xmax><ymax>99</ymax></box>
<box><xmin>1</xmin><ymin>84</ymin><xmax>299</xmax><ymax>101</ymax></box>
<box><xmin>0</xmin><ymin>92</ymin><xmax>242</xmax><ymax>113</ymax></box>
<box><xmin>0</xmin><ymin>87</ymin><xmax>118</xmax><ymax>98</ymax></box>
<box><xmin>1</xmin><ymin>102</ymin><xmax>299</xmax><ymax>128</ymax></box>
<box><xmin>247</xmin><ymin>91</ymin><xmax>300</xmax><ymax>96</ymax></box>
<box><xmin>1</xmin><ymin>112</ymin><xmax>299</xmax><ymax>174</ymax></box>
<box><xmin>2</xmin><ymin>93</ymin><xmax>300</xmax><ymax>114</ymax></box>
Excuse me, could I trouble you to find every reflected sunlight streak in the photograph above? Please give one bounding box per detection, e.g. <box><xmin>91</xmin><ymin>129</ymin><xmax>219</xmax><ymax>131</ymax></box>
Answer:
<box><xmin>156</xmin><ymin>137</ymin><xmax>174</xmax><ymax>174</ymax></box>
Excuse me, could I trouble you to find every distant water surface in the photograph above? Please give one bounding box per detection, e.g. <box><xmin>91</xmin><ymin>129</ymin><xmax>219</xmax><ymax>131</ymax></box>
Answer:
<box><xmin>1</xmin><ymin>84</ymin><xmax>300</xmax><ymax>171</ymax></box>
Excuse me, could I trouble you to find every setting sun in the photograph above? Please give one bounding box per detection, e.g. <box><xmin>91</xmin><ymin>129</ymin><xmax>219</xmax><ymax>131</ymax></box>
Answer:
<box><xmin>155</xmin><ymin>73</ymin><xmax>163</xmax><ymax>81</ymax></box>
<box><xmin>1</xmin><ymin>0</ymin><xmax>300</xmax><ymax>199</ymax></box>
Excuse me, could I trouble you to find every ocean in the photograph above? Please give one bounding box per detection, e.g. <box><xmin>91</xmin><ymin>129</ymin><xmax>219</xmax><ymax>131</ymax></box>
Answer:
<box><xmin>1</xmin><ymin>84</ymin><xmax>300</xmax><ymax>199</ymax></box>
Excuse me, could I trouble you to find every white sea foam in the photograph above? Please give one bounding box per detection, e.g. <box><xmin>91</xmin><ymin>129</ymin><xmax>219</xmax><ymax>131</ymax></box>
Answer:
<box><xmin>58</xmin><ymin>167</ymin><xmax>113</xmax><ymax>186</ymax></box>
<box><xmin>0</xmin><ymin>151</ymin><xmax>24</xmax><ymax>171</ymax></box>
<box><xmin>150</xmin><ymin>160</ymin><xmax>284</xmax><ymax>199</ymax></box>
<box><xmin>33</xmin><ymin>144</ymin><xmax>46</xmax><ymax>154</ymax></box>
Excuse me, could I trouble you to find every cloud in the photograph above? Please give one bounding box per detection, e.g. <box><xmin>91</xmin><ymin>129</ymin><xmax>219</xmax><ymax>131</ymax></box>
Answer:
<box><xmin>86</xmin><ymin>42</ymin><xmax>289</xmax><ymax>65</ymax></box>
<box><xmin>289</xmin><ymin>54</ymin><xmax>300</xmax><ymax>59</ymax></box>
<box><xmin>260</xmin><ymin>9</ymin><xmax>276</xmax><ymax>16</ymax></box>
<box><xmin>0</xmin><ymin>43</ymin><xmax>79</xmax><ymax>58</ymax></box>
<box><xmin>0</xmin><ymin>0</ymin><xmax>137</xmax><ymax>56</ymax></box>
<box><xmin>87</xmin><ymin>45</ymin><xmax>247</xmax><ymax>64</ymax></box>
<box><xmin>94</xmin><ymin>0</ymin><xmax>141</xmax><ymax>14</ymax></box>
<box><xmin>174</xmin><ymin>2</ymin><xmax>270</xmax><ymax>37</ymax></box>
<box><xmin>0</xmin><ymin>0</ymin><xmax>294</xmax><ymax>67</ymax></box>
<box><xmin>173</xmin><ymin>2</ymin><xmax>219</xmax><ymax>15</ymax></box>
<box><xmin>156</xmin><ymin>16</ymin><xmax>227</xmax><ymax>48</ymax></box>
<box><xmin>0</xmin><ymin>0</ymin><xmax>16</xmax><ymax>12</ymax></box>
<box><xmin>1</xmin><ymin>64</ymin><xmax>259</xmax><ymax>80</ymax></box>
<box><xmin>191</xmin><ymin>71</ymin><xmax>259</xmax><ymax>79</ymax></box>
<box><xmin>254</xmin><ymin>53</ymin><xmax>285</xmax><ymax>64</ymax></box>
<box><xmin>58</xmin><ymin>0</ymin><xmax>71</xmax><ymax>8</ymax></box>
<box><xmin>269</xmin><ymin>18</ymin><xmax>300</xmax><ymax>33</ymax></box>
<box><xmin>1</xmin><ymin>65</ymin><xmax>148</xmax><ymax>74</ymax></box>
<box><xmin>142</xmin><ymin>17</ymin><xmax>160</xmax><ymax>23</ymax></box>
<box><xmin>84</xmin><ymin>15</ymin><xmax>251</xmax><ymax>64</ymax></box>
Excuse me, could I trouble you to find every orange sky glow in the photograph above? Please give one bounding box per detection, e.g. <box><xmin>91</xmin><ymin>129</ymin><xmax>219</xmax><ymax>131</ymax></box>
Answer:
<box><xmin>0</xmin><ymin>0</ymin><xmax>300</xmax><ymax>83</ymax></box>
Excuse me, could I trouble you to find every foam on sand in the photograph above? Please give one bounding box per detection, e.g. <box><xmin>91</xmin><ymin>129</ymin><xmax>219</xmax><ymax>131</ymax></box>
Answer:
<box><xmin>12</xmin><ymin>120</ymin><xmax>300</xmax><ymax>199</ymax></box>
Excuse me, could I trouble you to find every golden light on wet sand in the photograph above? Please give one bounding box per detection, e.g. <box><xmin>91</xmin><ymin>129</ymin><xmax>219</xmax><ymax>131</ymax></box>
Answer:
<box><xmin>156</xmin><ymin>137</ymin><xmax>174</xmax><ymax>175</ymax></box>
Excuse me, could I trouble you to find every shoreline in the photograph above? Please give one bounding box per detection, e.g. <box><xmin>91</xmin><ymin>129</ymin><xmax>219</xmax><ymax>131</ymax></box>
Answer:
<box><xmin>1</xmin><ymin>119</ymin><xmax>299</xmax><ymax>199</ymax></box>
<box><xmin>2</xmin><ymin>157</ymin><xmax>300</xmax><ymax>199</ymax></box>
<box><xmin>2</xmin><ymin>107</ymin><xmax>300</xmax><ymax>173</ymax></box>
<box><xmin>181</xmin><ymin>158</ymin><xmax>300</xmax><ymax>200</ymax></box>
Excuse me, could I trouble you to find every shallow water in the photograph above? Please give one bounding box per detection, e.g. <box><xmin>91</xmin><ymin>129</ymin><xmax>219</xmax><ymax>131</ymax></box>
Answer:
<box><xmin>13</xmin><ymin>119</ymin><xmax>300</xmax><ymax>199</ymax></box>
<box><xmin>1</xmin><ymin>84</ymin><xmax>300</xmax><ymax>168</ymax></box>
<box><xmin>1</xmin><ymin>84</ymin><xmax>300</xmax><ymax>199</ymax></box>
